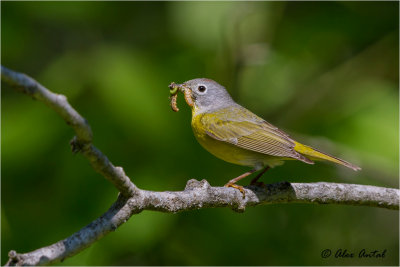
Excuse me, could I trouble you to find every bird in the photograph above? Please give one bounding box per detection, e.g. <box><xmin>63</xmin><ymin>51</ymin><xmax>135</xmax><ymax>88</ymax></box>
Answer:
<box><xmin>169</xmin><ymin>78</ymin><xmax>361</xmax><ymax>196</ymax></box>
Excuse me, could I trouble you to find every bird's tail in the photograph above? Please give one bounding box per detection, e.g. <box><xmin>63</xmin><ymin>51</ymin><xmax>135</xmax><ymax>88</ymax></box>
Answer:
<box><xmin>294</xmin><ymin>141</ymin><xmax>361</xmax><ymax>171</ymax></box>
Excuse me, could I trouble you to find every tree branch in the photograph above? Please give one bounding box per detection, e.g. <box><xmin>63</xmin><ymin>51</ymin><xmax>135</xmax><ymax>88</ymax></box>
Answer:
<box><xmin>2</xmin><ymin>66</ymin><xmax>399</xmax><ymax>266</ymax></box>
<box><xmin>5</xmin><ymin>180</ymin><xmax>399</xmax><ymax>266</ymax></box>
<box><xmin>1</xmin><ymin>65</ymin><xmax>137</xmax><ymax>198</ymax></box>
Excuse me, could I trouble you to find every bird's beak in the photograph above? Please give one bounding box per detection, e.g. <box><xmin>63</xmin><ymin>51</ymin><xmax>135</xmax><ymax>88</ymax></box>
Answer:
<box><xmin>181</xmin><ymin>84</ymin><xmax>194</xmax><ymax>107</ymax></box>
<box><xmin>168</xmin><ymin>82</ymin><xmax>194</xmax><ymax>108</ymax></box>
<box><xmin>168</xmin><ymin>82</ymin><xmax>182</xmax><ymax>95</ymax></box>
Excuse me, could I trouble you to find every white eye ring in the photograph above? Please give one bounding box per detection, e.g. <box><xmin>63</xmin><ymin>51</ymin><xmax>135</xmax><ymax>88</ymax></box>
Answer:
<box><xmin>197</xmin><ymin>85</ymin><xmax>207</xmax><ymax>94</ymax></box>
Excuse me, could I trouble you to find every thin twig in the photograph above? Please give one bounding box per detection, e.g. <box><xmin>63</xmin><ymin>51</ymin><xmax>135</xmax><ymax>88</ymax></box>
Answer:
<box><xmin>2</xmin><ymin>66</ymin><xmax>398</xmax><ymax>266</ymax></box>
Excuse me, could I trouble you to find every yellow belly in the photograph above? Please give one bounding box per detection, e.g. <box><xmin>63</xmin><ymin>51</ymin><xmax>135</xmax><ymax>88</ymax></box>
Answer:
<box><xmin>191</xmin><ymin>113</ymin><xmax>285</xmax><ymax>169</ymax></box>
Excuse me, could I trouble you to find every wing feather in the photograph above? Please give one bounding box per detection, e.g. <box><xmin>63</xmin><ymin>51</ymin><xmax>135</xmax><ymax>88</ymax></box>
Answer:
<box><xmin>200</xmin><ymin>107</ymin><xmax>313</xmax><ymax>164</ymax></box>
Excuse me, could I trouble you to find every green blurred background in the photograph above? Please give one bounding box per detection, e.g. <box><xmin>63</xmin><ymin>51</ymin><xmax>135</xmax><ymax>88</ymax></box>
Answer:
<box><xmin>2</xmin><ymin>1</ymin><xmax>398</xmax><ymax>265</ymax></box>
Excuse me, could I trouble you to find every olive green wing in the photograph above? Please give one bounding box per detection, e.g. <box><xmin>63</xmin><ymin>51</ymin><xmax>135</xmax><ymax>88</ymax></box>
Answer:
<box><xmin>200</xmin><ymin>107</ymin><xmax>313</xmax><ymax>164</ymax></box>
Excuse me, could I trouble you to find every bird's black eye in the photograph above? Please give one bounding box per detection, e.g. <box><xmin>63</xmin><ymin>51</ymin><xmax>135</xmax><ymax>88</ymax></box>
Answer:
<box><xmin>198</xmin><ymin>85</ymin><xmax>206</xmax><ymax>93</ymax></box>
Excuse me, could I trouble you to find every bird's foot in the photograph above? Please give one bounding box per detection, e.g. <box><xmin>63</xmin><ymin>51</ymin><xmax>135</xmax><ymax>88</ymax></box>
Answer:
<box><xmin>250</xmin><ymin>176</ymin><xmax>267</xmax><ymax>187</ymax></box>
<box><xmin>224</xmin><ymin>182</ymin><xmax>246</xmax><ymax>199</ymax></box>
<box><xmin>249</xmin><ymin>166</ymin><xmax>270</xmax><ymax>187</ymax></box>
<box><xmin>250</xmin><ymin>180</ymin><xmax>267</xmax><ymax>188</ymax></box>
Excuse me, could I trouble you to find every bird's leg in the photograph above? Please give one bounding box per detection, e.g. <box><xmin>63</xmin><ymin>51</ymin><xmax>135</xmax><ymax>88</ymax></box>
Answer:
<box><xmin>224</xmin><ymin>168</ymin><xmax>258</xmax><ymax>198</ymax></box>
<box><xmin>250</xmin><ymin>166</ymin><xmax>270</xmax><ymax>186</ymax></box>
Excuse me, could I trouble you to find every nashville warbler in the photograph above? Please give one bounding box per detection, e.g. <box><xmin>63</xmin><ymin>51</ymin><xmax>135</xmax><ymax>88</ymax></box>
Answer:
<box><xmin>169</xmin><ymin>78</ymin><xmax>360</xmax><ymax>196</ymax></box>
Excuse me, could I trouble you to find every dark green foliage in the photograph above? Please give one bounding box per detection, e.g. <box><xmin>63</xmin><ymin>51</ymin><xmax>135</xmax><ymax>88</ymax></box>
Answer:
<box><xmin>2</xmin><ymin>2</ymin><xmax>398</xmax><ymax>265</ymax></box>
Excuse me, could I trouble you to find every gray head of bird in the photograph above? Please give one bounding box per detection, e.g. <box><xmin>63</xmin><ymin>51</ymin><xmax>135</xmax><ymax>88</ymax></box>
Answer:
<box><xmin>178</xmin><ymin>78</ymin><xmax>236</xmax><ymax>113</ymax></box>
